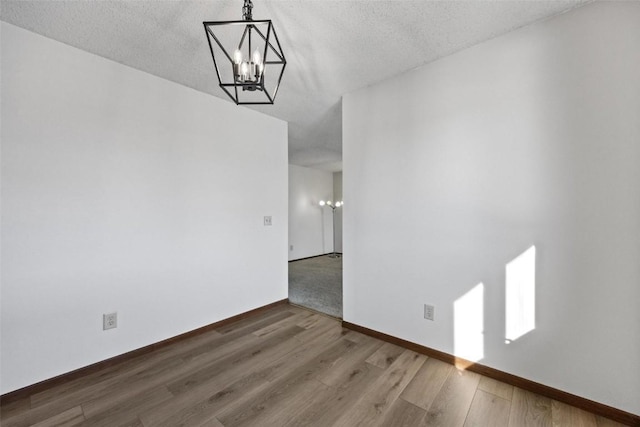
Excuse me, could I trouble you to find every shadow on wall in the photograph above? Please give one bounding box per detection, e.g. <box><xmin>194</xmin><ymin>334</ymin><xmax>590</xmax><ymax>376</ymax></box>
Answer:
<box><xmin>454</xmin><ymin>245</ymin><xmax>536</xmax><ymax>368</ymax></box>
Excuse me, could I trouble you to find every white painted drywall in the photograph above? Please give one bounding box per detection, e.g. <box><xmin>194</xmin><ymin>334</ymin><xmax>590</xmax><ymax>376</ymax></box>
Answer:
<box><xmin>333</xmin><ymin>171</ymin><xmax>343</xmax><ymax>254</ymax></box>
<box><xmin>0</xmin><ymin>23</ymin><xmax>288</xmax><ymax>394</ymax></box>
<box><xmin>288</xmin><ymin>165</ymin><xmax>334</xmax><ymax>260</ymax></box>
<box><xmin>343</xmin><ymin>1</ymin><xmax>639</xmax><ymax>415</ymax></box>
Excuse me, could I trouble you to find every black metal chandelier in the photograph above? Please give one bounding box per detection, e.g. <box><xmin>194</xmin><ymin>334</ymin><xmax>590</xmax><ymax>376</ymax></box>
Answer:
<box><xmin>203</xmin><ymin>0</ymin><xmax>286</xmax><ymax>105</ymax></box>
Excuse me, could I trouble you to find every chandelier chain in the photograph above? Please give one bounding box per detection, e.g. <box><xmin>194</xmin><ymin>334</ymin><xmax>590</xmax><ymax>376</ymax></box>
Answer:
<box><xmin>242</xmin><ymin>0</ymin><xmax>253</xmax><ymax>21</ymax></box>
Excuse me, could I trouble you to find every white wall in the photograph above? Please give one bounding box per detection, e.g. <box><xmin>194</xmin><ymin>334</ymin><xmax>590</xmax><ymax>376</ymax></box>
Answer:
<box><xmin>288</xmin><ymin>165</ymin><xmax>333</xmax><ymax>260</ymax></box>
<box><xmin>343</xmin><ymin>1</ymin><xmax>639</xmax><ymax>415</ymax></box>
<box><xmin>333</xmin><ymin>171</ymin><xmax>343</xmax><ymax>254</ymax></box>
<box><xmin>0</xmin><ymin>23</ymin><xmax>288</xmax><ymax>394</ymax></box>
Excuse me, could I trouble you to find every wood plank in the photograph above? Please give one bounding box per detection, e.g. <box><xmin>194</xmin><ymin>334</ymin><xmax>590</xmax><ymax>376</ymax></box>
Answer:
<box><xmin>30</xmin><ymin>406</ymin><xmax>84</xmax><ymax>427</ymax></box>
<box><xmin>110</xmin><ymin>418</ymin><xmax>143</xmax><ymax>427</ymax></box>
<box><xmin>195</xmin><ymin>418</ymin><xmax>224</xmax><ymax>427</ymax></box>
<box><xmin>463</xmin><ymin>389</ymin><xmax>511</xmax><ymax>427</ymax></box>
<box><xmin>422</xmin><ymin>368</ymin><xmax>481</xmax><ymax>427</ymax></box>
<box><xmin>375</xmin><ymin>398</ymin><xmax>427</xmax><ymax>427</ymax></box>
<box><xmin>332</xmin><ymin>349</ymin><xmax>427</xmax><ymax>426</ymax></box>
<box><xmin>552</xmin><ymin>400</ymin><xmax>598</xmax><ymax>427</ymax></box>
<box><xmin>0</xmin><ymin>396</ymin><xmax>31</xmax><ymax>421</ymax></box>
<box><xmin>317</xmin><ymin>335</ymin><xmax>384</xmax><ymax>387</ymax></box>
<box><xmin>365</xmin><ymin>342</ymin><xmax>407</xmax><ymax>370</ymax></box>
<box><xmin>179</xmin><ymin>330</ymin><xmax>261</xmax><ymax>365</ymax></box>
<box><xmin>285</xmin><ymin>362</ymin><xmax>384</xmax><ymax>427</ymax></box>
<box><xmin>252</xmin><ymin>311</ymin><xmax>312</xmax><ymax>337</ymax></box>
<box><xmin>230</xmin><ymin>379</ymin><xmax>331</xmax><ymax>427</ymax></box>
<box><xmin>140</xmin><ymin>374</ymin><xmax>271</xmax><ymax>427</ymax></box>
<box><xmin>401</xmin><ymin>357</ymin><xmax>453</xmax><ymax>411</ymax></box>
<box><xmin>216</xmin><ymin>338</ymin><xmax>358</xmax><ymax>426</ymax></box>
<box><xmin>478</xmin><ymin>376</ymin><xmax>514</xmax><ymax>401</ymax></box>
<box><xmin>292</xmin><ymin>315</ymin><xmax>340</xmax><ymax>343</ymax></box>
<box><xmin>595</xmin><ymin>415</ymin><xmax>629</xmax><ymax>427</ymax></box>
<box><xmin>178</xmin><ymin>310</ymin><xmax>296</xmax><ymax>363</ymax></box>
<box><xmin>78</xmin><ymin>386</ymin><xmax>172</xmax><ymax>427</ymax></box>
<box><xmin>78</xmin><ymin>356</ymin><xmax>185</xmax><ymax>419</ymax></box>
<box><xmin>508</xmin><ymin>387</ymin><xmax>552</xmax><ymax>427</ymax></box>
<box><xmin>2</xmin><ymin>393</ymin><xmax>86</xmax><ymax>427</ymax></box>
<box><xmin>165</xmin><ymin>324</ymin><xmax>304</xmax><ymax>395</ymax></box>
<box><xmin>340</xmin><ymin>329</ymin><xmax>379</xmax><ymax>345</ymax></box>
<box><xmin>214</xmin><ymin>306</ymin><xmax>293</xmax><ymax>334</ymax></box>
<box><xmin>296</xmin><ymin>312</ymin><xmax>330</xmax><ymax>329</ymax></box>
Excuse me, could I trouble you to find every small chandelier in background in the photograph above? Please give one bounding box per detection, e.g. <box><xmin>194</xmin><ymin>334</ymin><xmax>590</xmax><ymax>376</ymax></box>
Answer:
<box><xmin>319</xmin><ymin>200</ymin><xmax>342</xmax><ymax>208</ymax></box>
<box><xmin>203</xmin><ymin>0</ymin><xmax>286</xmax><ymax>105</ymax></box>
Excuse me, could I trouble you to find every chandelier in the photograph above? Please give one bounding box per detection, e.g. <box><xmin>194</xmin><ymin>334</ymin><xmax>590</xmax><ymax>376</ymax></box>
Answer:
<box><xmin>203</xmin><ymin>0</ymin><xmax>286</xmax><ymax>105</ymax></box>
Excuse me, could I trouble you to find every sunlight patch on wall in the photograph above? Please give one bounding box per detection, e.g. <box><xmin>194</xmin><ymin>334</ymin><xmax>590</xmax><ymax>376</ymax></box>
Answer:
<box><xmin>454</xmin><ymin>282</ymin><xmax>484</xmax><ymax>363</ymax></box>
<box><xmin>505</xmin><ymin>245</ymin><xmax>536</xmax><ymax>342</ymax></box>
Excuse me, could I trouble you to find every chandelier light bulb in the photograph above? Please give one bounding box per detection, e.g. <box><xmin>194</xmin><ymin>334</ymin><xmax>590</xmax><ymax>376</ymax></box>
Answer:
<box><xmin>335</xmin><ymin>201</ymin><xmax>342</xmax><ymax>207</ymax></box>
<box><xmin>319</xmin><ymin>200</ymin><xmax>326</xmax><ymax>206</ymax></box>
<box><xmin>240</xmin><ymin>61</ymin><xmax>249</xmax><ymax>79</ymax></box>
<box><xmin>252</xmin><ymin>49</ymin><xmax>262</xmax><ymax>66</ymax></box>
<box><xmin>233</xmin><ymin>49</ymin><xmax>243</xmax><ymax>65</ymax></box>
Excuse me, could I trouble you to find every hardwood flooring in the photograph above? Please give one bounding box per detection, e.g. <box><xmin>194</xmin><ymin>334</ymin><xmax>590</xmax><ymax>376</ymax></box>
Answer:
<box><xmin>0</xmin><ymin>304</ymin><xmax>629</xmax><ymax>427</ymax></box>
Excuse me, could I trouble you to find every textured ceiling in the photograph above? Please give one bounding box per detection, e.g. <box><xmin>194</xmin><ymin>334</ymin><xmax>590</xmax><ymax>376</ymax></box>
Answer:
<box><xmin>2</xmin><ymin>0</ymin><xmax>591</xmax><ymax>171</ymax></box>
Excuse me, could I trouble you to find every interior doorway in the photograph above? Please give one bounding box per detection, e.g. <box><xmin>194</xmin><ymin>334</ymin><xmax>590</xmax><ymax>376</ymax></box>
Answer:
<box><xmin>288</xmin><ymin>167</ymin><xmax>343</xmax><ymax>318</ymax></box>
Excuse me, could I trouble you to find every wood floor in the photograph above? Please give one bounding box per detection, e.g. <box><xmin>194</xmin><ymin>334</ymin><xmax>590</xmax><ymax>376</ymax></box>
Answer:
<box><xmin>0</xmin><ymin>304</ymin><xmax>629</xmax><ymax>427</ymax></box>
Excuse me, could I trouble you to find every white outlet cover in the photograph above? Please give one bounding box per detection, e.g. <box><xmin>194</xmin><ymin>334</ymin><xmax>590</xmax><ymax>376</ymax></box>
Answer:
<box><xmin>424</xmin><ymin>304</ymin><xmax>435</xmax><ymax>321</ymax></box>
<box><xmin>103</xmin><ymin>312</ymin><xmax>117</xmax><ymax>330</ymax></box>
<box><xmin>264</xmin><ymin>216</ymin><xmax>272</xmax><ymax>226</ymax></box>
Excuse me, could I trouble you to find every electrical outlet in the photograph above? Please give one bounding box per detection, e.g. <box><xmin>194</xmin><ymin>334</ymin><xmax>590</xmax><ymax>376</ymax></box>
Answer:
<box><xmin>103</xmin><ymin>312</ymin><xmax>117</xmax><ymax>330</ymax></box>
<box><xmin>424</xmin><ymin>304</ymin><xmax>435</xmax><ymax>321</ymax></box>
<box><xmin>264</xmin><ymin>216</ymin><xmax>272</xmax><ymax>226</ymax></box>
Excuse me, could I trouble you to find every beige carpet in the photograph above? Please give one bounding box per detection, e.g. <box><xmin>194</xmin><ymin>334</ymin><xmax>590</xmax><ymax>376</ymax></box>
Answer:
<box><xmin>288</xmin><ymin>254</ymin><xmax>342</xmax><ymax>318</ymax></box>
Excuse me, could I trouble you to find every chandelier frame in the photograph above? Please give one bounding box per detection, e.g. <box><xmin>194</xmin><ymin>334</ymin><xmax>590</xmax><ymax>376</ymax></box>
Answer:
<box><xmin>203</xmin><ymin>2</ymin><xmax>286</xmax><ymax>105</ymax></box>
